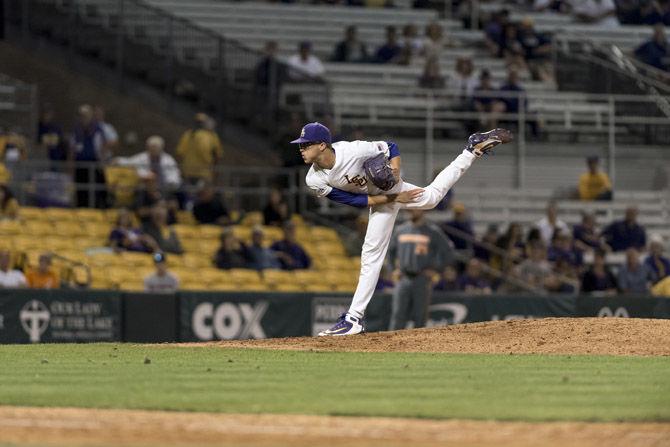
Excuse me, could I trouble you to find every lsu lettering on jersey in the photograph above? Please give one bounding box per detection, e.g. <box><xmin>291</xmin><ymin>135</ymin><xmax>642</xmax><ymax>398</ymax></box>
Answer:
<box><xmin>305</xmin><ymin>140</ymin><xmax>397</xmax><ymax>197</ymax></box>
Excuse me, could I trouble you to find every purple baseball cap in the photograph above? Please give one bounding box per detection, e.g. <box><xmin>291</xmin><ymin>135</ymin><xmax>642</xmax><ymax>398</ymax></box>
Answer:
<box><xmin>290</xmin><ymin>122</ymin><xmax>332</xmax><ymax>144</ymax></box>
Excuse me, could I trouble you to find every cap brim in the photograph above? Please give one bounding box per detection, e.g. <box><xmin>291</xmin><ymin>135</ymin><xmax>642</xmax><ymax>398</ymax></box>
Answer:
<box><xmin>290</xmin><ymin>137</ymin><xmax>311</xmax><ymax>144</ymax></box>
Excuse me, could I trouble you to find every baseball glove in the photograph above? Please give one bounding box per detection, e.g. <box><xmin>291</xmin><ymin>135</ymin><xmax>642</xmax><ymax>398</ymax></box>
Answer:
<box><xmin>363</xmin><ymin>153</ymin><xmax>397</xmax><ymax>191</ymax></box>
<box><xmin>467</xmin><ymin>128</ymin><xmax>513</xmax><ymax>157</ymax></box>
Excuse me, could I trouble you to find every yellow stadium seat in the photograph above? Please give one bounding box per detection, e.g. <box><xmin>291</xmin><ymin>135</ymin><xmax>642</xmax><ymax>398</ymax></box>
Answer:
<box><xmin>75</xmin><ymin>208</ymin><xmax>105</xmax><ymax>222</ymax></box>
<box><xmin>311</xmin><ymin>226</ymin><xmax>340</xmax><ymax>242</ymax></box>
<box><xmin>229</xmin><ymin>268</ymin><xmax>262</xmax><ymax>285</ymax></box>
<box><xmin>198</xmin><ymin>224</ymin><xmax>223</xmax><ymax>240</ymax></box>
<box><xmin>22</xmin><ymin>220</ymin><xmax>54</xmax><ymax>236</ymax></box>
<box><xmin>303</xmin><ymin>283</ymin><xmax>333</xmax><ymax>293</ymax></box>
<box><xmin>206</xmin><ymin>281</ymin><xmax>240</xmax><ymax>292</ymax></box>
<box><xmin>181</xmin><ymin>252</ymin><xmax>210</xmax><ymax>268</ymax></box>
<box><xmin>43</xmin><ymin>237</ymin><xmax>73</xmax><ymax>251</ymax></box>
<box><xmin>232</xmin><ymin>225</ymin><xmax>252</xmax><ymax>242</ymax></box>
<box><xmin>238</xmin><ymin>282</ymin><xmax>270</xmax><ymax>292</ymax></box>
<box><xmin>86</xmin><ymin>251</ymin><xmax>126</xmax><ymax>267</ymax></box>
<box><xmin>73</xmin><ymin>237</ymin><xmax>106</xmax><ymax>250</ymax></box>
<box><xmin>173</xmin><ymin>224</ymin><xmax>200</xmax><ymax>240</ymax></box>
<box><xmin>12</xmin><ymin>235</ymin><xmax>44</xmax><ymax>251</ymax></box>
<box><xmin>105</xmin><ymin>166</ymin><xmax>140</xmax><ymax>208</ymax></box>
<box><xmin>294</xmin><ymin>270</ymin><xmax>326</xmax><ymax>286</ymax></box>
<box><xmin>323</xmin><ymin>256</ymin><xmax>354</xmax><ymax>270</ymax></box>
<box><xmin>316</xmin><ymin>242</ymin><xmax>347</xmax><ymax>256</ymax></box>
<box><xmin>290</xmin><ymin>214</ymin><xmax>305</xmax><ymax>225</ymax></box>
<box><xmin>45</xmin><ymin>207</ymin><xmax>77</xmax><ymax>222</ymax></box>
<box><xmin>0</xmin><ymin>220</ymin><xmax>21</xmax><ymax>236</ymax></box>
<box><xmin>261</xmin><ymin>269</ymin><xmax>295</xmax><ymax>286</ymax></box>
<box><xmin>18</xmin><ymin>207</ymin><xmax>47</xmax><ymax>221</ymax></box>
<box><xmin>240</xmin><ymin>211</ymin><xmax>262</xmax><ymax>226</ymax></box>
<box><xmin>120</xmin><ymin>251</ymin><xmax>154</xmax><ymax>267</ymax></box>
<box><xmin>199</xmin><ymin>267</ymin><xmax>233</xmax><ymax>286</ymax></box>
<box><xmin>52</xmin><ymin>223</ymin><xmax>86</xmax><ymax>238</ymax></box>
<box><xmin>177</xmin><ymin>210</ymin><xmax>196</xmax><ymax>225</ymax></box>
<box><xmin>271</xmin><ymin>282</ymin><xmax>305</xmax><ymax>292</ymax></box>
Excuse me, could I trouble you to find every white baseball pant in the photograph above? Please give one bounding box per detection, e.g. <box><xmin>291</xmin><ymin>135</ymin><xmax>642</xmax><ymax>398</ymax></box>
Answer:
<box><xmin>347</xmin><ymin>149</ymin><xmax>476</xmax><ymax>319</ymax></box>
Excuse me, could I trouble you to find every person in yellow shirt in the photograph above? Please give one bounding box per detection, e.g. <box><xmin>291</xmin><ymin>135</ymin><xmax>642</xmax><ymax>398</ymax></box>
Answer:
<box><xmin>651</xmin><ymin>276</ymin><xmax>670</xmax><ymax>297</ymax></box>
<box><xmin>175</xmin><ymin>113</ymin><xmax>224</xmax><ymax>185</ymax></box>
<box><xmin>578</xmin><ymin>156</ymin><xmax>612</xmax><ymax>201</ymax></box>
<box><xmin>0</xmin><ymin>184</ymin><xmax>19</xmax><ymax>220</ymax></box>
<box><xmin>26</xmin><ymin>254</ymin><xmax>60</xmax><ymax>289</ymax></box>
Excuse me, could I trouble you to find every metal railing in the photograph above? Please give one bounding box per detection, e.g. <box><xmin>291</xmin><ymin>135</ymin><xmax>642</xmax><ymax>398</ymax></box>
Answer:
<box><xmin>0</xmin><ymin>73</ymin><xmax>38</xmax><ymax>142</ymax></box>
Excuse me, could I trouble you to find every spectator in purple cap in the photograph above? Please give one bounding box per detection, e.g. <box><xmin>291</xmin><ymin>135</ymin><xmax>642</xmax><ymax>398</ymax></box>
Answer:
<box><xmin>287</xmin><ymin>41</ymin><xmax>325</xmax><ymax>81</ymax></box>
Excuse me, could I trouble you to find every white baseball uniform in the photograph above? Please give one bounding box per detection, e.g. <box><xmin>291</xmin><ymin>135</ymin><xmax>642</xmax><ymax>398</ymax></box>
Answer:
<box><xmin>306</xmin><ymin>140</ymin><xmax>476</xmax><ymax>319</ymax></box>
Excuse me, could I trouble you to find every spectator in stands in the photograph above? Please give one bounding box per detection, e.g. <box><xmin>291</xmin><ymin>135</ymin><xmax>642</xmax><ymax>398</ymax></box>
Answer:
<box><xmin>116</xmin><ymin>135</ymin><xmax>181</xmax><ymax>194</ymax></box>
<box><xmin>501</xmin><ymin>24</ymin><xmax>527</xmax><ymax>72</ymax></box>
<box><xmin>397</xmin><ymin>23</ymin><xmax>423</xmax><ymax>65</ymax></box>
<box><xmin>498</xmin><ymin>68</ymin><xmax>526</xmax><ymax>116</ymax></box>
<box><xmin>93</xmin><ymin>105</ymin><xmax>118</xmax><ymax>157</ymax></box>
<box><xmin>573</xmin><ymin>211</ymin><xmax>607</xmax><ymax>253</ymax></box>
<box><xmin>495</xmin><ymin>222</ymin><xmax>525</xmax><ymax>271</ymax></box>
<box><xmin>214</xmin><ymin>227</ymin><xmax>250</xmax><ymax>270</ymax></box>
<box><xmin>578</xmin><ymin>155</ymin><xmax>612</xmax><ymax>201</ymax></box>
<box><xmin>534</xmin><ymin>201</ymin><xmax>570</xmax><ymax>247</ymax></box>
<box><xmin>448</xmin><ymin>56</ymin><xmax>478</xmax><ymax>111</ymax></box>
<box><xmin>581</xmin><ymin>248</ymin><xmax>618</xmax><ymax>295</ymax></box>
<box><xmin>474</xmin><ymin>69</ymin><xmax>506</xmax><ymax>129</ymax></box>
<box><xmin>0</xmin><ymin>184</ymin><xmax>19</xmax><ymax>220</ymax></box>
<box><xmin>548</xmin><ymin>230</ymin><xmax>582</xmax><ymax>267</ymax></box>
<box><xmin>248</xmin><ymin>225</ymin><xmax>282</xmax><ymax>271</ymax></box>
<box><xmin>441</xmin><ymin>202</ymin><xmax>474</xmax><ymax>251</ymax></box>
<box><xmin>344</xmin><ymin>213</ymin><xmax>368</xmax><ymax>256</ymax></box>
<box><xmin>418</xmin><ymin>56</ymin><xmax>446</xmax><ymax>89</ymax></box>
<box><xmin>572</xmin><ymin>0</ymin><xmax>620</xmax><ymax>27</ymax></box>
<box><xmin>142</xmin><ymin>203</ymin><xmax>183</xmax><ymax>254</ymax></box>
<box><xmin>618</xmin><ymin>248</ymin><xmax>653</xmax><ymax>293</ymax></box>
<box><xmin>644</xmin><ymin>234</ymin><xmax>670</xmax><ymax>282</ymax></box>
<box><xmin>144</xmin><ymin>252</ymin><xmax>179</xmax><ymax>293</ymax></box>
<box><xmin>69</xmin><ymin>104</ymin><xmax>108</xmax><ymax>208</ymax></box>
<box><xmin>38</xmin><ymin>104</ymin><xmax>66</xmax><ymax>162</ymax></box>
<box><xmin>176</xmin><ymin>112</ymin><xmax>224</xmax><ymax>186</ymax></box>
<box><xmin>0</xmin><ymin>250</ymin><xmax>26</xmax><ymax>288</ymax></box>
<box><xmin>270</xmin><ymin>221</ymin><xmax>311</xmax><ymax>270</ymax></box>
<box><xmin>517</xmin><ymin>17</ymin><xmax>554</xmax><ymax>82</ymax></box>
<box><xmin>422</xmin><ymin>22</ymin><xmax>450</xmax><ymax>61</ymax></box>
<box><xmin>457</xmin><ymin>258</ymin><xmax>492</xmax><ymax>294</ymax></box>
<box><xmin>274</xmin><ymin>112</ymin><xmax>308</xmax><ymax>169</ymax></box>
<box><xmin>255</xmin><ymin>40</ymin><xmax>285</xmax><ymax>90</ymax></box>
<box><xmin>516</xmin><ymin>242</ymin><xmax>552</xmax><ymax>291</ymax></box>
<box><xmin>26</xmin><ymin>253</ymin><xmax>60</xmax><ymax>289</ymax></box>
<box><xmin>263</xmin><ymin>187</ymin><xmax>289</xmax><ymax>227</ymax></box>
<box><xmin>287</xmin><ymin>41</ymin><xmax>326</xmax><ymax>81</ymax></box>
<box><xmin>601</xmin><ymin>206</ymin><xmax>647</xmax><ymax>252</ymax></box>
<box><xmin>474</xmin><ymin>223</ymin><xmax>500</xmax><ymax>263</ymax></box>
<box><xmin>331</xmin><ymin>25</ymin><xmax>369</xmax><ymax>63</ymax></box>
<box><xmin>545</xmin><ymin>258</ymin><xmax>579</xmax><ymax>294</ymax></box>
<box><xmin>634</xmin><ymin>24</ymin><xmax>669</xmax><ymax>71</ymax></box>
<box><xmin>433</xmin><ymin>264</ymin><xmax>459</xmax><ymax>291</ymax></box>
<box><xmin>192</xmin><ymin>183</ymin><xmax>231</xmax><ymax>226</ymax></box>
<box><xmin>374</xmin><ymin>26</ymin><xmax>402</xmax><ymax>63</ymax></box>
<box><xmin>0</xmin><ymin>128</ymin><xmax>28</xmax><ymax>177</ymax></box>
<box><xmin>108</xmin><ymin>208</ymin><xmax>158</xmax><ymax>253</ymax></box>
<box><xmin>533</xmin><ymin>0</ymin><xmax>569</xmax><ymax>12</ymax></box>
<box><xmin>484</xmin><ymin>9</ymin><xmax>510</xmax><ymax>57</ymax></box>
<box><xmin>133</xmin><ymin>178</ymin><xmax>178</xmax><ymax>225</ymax></box>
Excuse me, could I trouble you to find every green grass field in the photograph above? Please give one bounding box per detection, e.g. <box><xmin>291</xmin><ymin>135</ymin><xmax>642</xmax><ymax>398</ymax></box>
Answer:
<box><xmin>0</xmin><ymin>344</ymin><xmax>668</xmax><ymax>422</ymax></box>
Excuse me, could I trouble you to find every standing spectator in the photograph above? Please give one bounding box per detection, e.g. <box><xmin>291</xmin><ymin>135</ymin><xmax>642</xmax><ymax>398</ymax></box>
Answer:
<box><xmin>572</xmin><ymin>0</ymin><xmax>620</xmax><ymax>28</ymax></box>
<box><xmin>270</xmin><ymin>221</ymin><xmax>311</xmax><ymax>270</ymax></box>
<box><xmin>535</xmin><ymin>201</ymin><xmax>570</xmax><ymax>247</ymax></box>
<box><xmin>176</xmin><ymin>113</ymin><xmax>224</xmax><ymax>186</ymax></box>
<box><xmin>214</xmin><ymin>228</ymin><xmax>250</xmax><ymax>270</ymax></box>
<box><xmin>144</xmin><ymin>252</ymin><xmax>179</xmax><ymax>293</ymax></box>
<box><xmin>26</xmin><ymin>253</ymin><xmax>60</xmax><ymax>289</ymax></box>
<box><xmin>634</xmin><ymin>24</ymin><xmax>669</xmax><ymax>71</ymax></box>
<box><xmin>37</xmin><ymin>104</ymin><xmax>66</xmax><ymax>162</ymax></box>
<box><xmin>578</xmin><ymin>155</ymin><xmax>612</xmax><ymax>201</ymax></box>
<box><xmin>644</xmin><ymin>234</ymin><xmax>670</xmax><ymax>283</ymax></box>
<box><xmin>142</xmin><ymin>203</ymin><xmax>183</xmax><ymax>254</ymax></box>
<box><xmin>618</xmin><ymin>248</ymin><xmax>653</xmax><ymax>294</ymax></box>
<box><xmin>116</xmin><ymin>135</ymin><xmax>181</xmax><ymax>194</ymax></box>
<box><xmin>581</xmin><ymin>249</ymin><xmax>618</xmax><ymax>295</ymax></box>
<box><xmin>484</xmin><ymin>9</ymin><xmax>510</xmax><ymax>57</ymax></box>
<box><xmin>255</xmin><ymin>40</ymin><xmax>285</xmax><ymax>91</ymax></box>
<box><xmin>287</xmin><ymin>41</ymin><xmax>326</xmax><ymax>81</ymax></box>
<box><xmin>418</xmin><ymin>56</ymin><xmax>446</xmax><ymax>89</ymax></box>
<box><xmin>516</xmin><ymin>242</ymin><xmax>552</xmax><ymax>291</ymax></box>
<box><xmin>0</xmin><ymin>184</ymin><xmax>19</xmax><ymax>220</ymax></box>
<box><xmin>387</xmin><ymin>209</ymin><xmax>454</xmax><ymax>330</ymax></box>
<box><xmin>192</xmin><ymin>183</ymin><xmax>230</xmax><ymax>225</ymax></box>
<box><xmin>374</xmin><ymin>26</ymin><xmax>402</xmax><ymax>63</ymax></box>
<box><xmin>344</xmin><ymin>213</ymin><xmax>368</xmax><ymax>256</ymax></box>
<box><xmin>441</xmin><ymin>202</ymin><xmax>474</xmax><ymax>251</ymax></box>
<box><xmin>573</xmin><ymin>212</ymin><xmax>606</xmax><ymax>253</ymax></box>
<box><xmin>69</xmin><ymin>104</ymin><xmax>108</xmax><ymax>208</ymax></box>
<box><xmin>331</xmin><ymin>25</ymin><xmax>369</xmax><ymax>63</ymax></box>
<box><xmin>601</xmin><ymin>206</ymin><xmax>647</xmax><ymax>252</ymax></box>
<box><xmin>93</xmin><ymin>105</ymin><xmax>119</xmax><ymax>157</ymax></box>
<box><xmin>108</xmin><ymin>208</ymin><xmax>158</xmax><ymax>253</ymax></box>
<box><xmin>263</xmin><ymin>187</ymin><xmax>289</xmax><ymax>227</ymax></box>
<box><xmin>0</xmin><ymin>250</ymin><xmax>26</xmax><ymax>288</ymax></box>
<box><xmin>457</xmin><ymin>258</ymin><xmax>492</xmax><ymax>294</ymax></box>
<box><xmin>448</xmin><ymin>56</ymin><xmax>478</xmax><ymax>111</ymax></box>
<box><xmin>248</xmin><ymin>226</ymin><xmax>282</xmax><ymax>270</ymax></box>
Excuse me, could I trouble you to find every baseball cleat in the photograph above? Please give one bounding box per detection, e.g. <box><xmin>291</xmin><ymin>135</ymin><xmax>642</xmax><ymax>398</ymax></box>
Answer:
<box><xmin>318</xmin><ymin>313</ymin><xmax>364</xmax><ymax>336</ymax></box>
<box><xmin>466</xmin><ymin>128</ymin><xmax>513</xmax><ymax>157</ymax></box>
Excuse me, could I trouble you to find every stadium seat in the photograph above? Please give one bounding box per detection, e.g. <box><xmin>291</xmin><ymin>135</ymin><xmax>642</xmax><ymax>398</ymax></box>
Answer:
<box><xmin>240</xmin><ymin>211</ymin><xmax>263</xmax><ymax>226</ymax></box>
<box><xmin>75</xmin><ymin>208</ymin><xmax>106</xmax><ymax>222</ymax></box>
<box><xmin>261</xmin><ymin>269</ymin><xmax>295</xmax><ymax>287</ymax></box>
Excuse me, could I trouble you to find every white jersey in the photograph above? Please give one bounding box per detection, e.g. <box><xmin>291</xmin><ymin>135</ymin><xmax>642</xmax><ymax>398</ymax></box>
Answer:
<box><xmin>305</xmin><ymin>140</ymin><xmax>395</xmax><ymax>198</ymax></box>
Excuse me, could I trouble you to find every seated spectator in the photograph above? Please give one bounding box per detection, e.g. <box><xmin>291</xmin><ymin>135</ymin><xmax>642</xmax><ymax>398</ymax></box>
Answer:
<box><xmin>109</xmin><ymin>208</ymin><xmax>158</xmax><ymax>253</ymax></box>
<box><xmin>192</xmin><ymin>184</ymin><xmax>230</xmax><ymax>225</ymax></box>
<box><xmin>422</xmin><ymin>21</ymin><xmax>450</xmax><ymax>60</ymax></box>
<box><xmin>144</xmin><ymin>252</ymin><xmax>179</xmax><ymax>293</ymax></box>
<box><xmin>516</xmin><ymin>242</ymin><xmax>552</xmax><ymax>290</ymax></box>
<box><xmin>0</xmin><ymin>184</ymin><xmax>19</xmax><ymax>220</ymax></box>
<box><xmin>133</xmin><ymin>177</ymin><xmax>178</xmax><ymax>225</ymax></box>
<box><xmin>474</xmin><ymin>224</ymin><xmax>500</xmax><ymax>263</ymax></box>
<box><xmin>548</xmin><ymin>231</ymin><xmax>582</xmax><ymax>267</ymax></box>
<box><xmin>494</xmin><ymin>222</ymin><xmax>525</xmax><ymax>271</ymax></box>
<box><xmin>418</xmin><ymin>56</ymin><xmax>446</xmax><ymax>89</ymax></box>
<box><xmin>484</xmin><ymin>9</ymin><xmax>510</xmax><ymax>57</ymax></box>
<box><xmin>434</xmin><ymin>264</ymin><xmax>459</xmax><ymax>291</ymax></box>
<box><xmin>581</xmin><ymin>249</ymin><xmax>618</xmax><ymax>295</ymax></box>
<box><xmin>534</xmin><ymin>201</ymin><xmax>570</xmax><ymax>247</ymax></box>
<box><xmin>448</xmin><ymin>56</ymin><xmax>478</xmax><ymax>111</ymax></box>
<box><xmin>0</xmin><ymin>128</ymin><xmax>28</xmax><ymax>166</ymax></box>
<box><xmin>248</xmin><ymin>226</ymin><xmax>282</xmax><ymax>270</ymax></box>
<box><xmin>545</xmin><ymin>258</ymin><xmax>579</xmax><ymax>294</ymax></box>
<box><xmin>516</xmin><ymin>17</ymin><xmax>554</xmax><ymax>82</ymax></box>
<box><xmin>331</xmin><ymin>25</ymin><xmax>369</xmax><ymax>63</ymax></box>
<box><xmin>287</xmin><ymin>41</ymin><xmax>326</xmax><ymax>81</ymax></box>
<box><xmin>572</xmin><ymin>0</ymin><xmax>620</xmax><ymax>27</ymax></box>
<box><xmin>533</xmin><ymin>0</ymin><xmax>569</xmax><ymax>12</ymax></box>
<box><xmin>441</xmin><ymin>202</ymin><xmax>474</xmax><ymax>251</ymax></box>
<box><xmin>0</xmin><ymin>250</ymin><xmax>26</xmax><ymax>288</ymax></box>
<box><xmin>142</xmin><ymin>203</ymin><xmax>183</xmax><ymax>254</ymax></box>
<box><xmin>344</xmin><ymin>213</ymin><xmax>368</xmax><ymax>256</ymax></box>
<box><xmin>501</xmin><ymin>24</ymin><xmax>527</xmax><ymax>72</ymax></box>
<box><xmin>26</xmin><ymin>253</ymin><xmax>60</xmax><ymax>289</ymax></box>
<box><xmin>651</xmin><ymin>275</ymin><xmax>670</xmax><ymax>297</ymax></box>
<box><xmin>38</xmin><ymin>104</ymin><xmax>66</xmax><ymax>162</ymax></box>
<box><xmin>263</xmin><ymin>187</ymin><xmax>289</xmax><ymax>227</ymax></box>
<box><xmin>601</xmin><ymin>206</ymin><xmax>646</xmax><ymax>252</ymax></box>
<box><xmin>457</xmin><ymin>258</ymin><xmax>492</xmax><ymax>294</ymax></box>
<box><xmin>270</xmin><ymin>221</ymin><xmax>311</xmax><ymax>270</ymax></box>
<box><xmin>573</xmin><ymin>212</ymin><xmax>606</xmax><ymax>253</ymax></box>
<box><xmin>498</xmin><ymin>69</ymin><xmax>526</xmax><ymax>115</ymax></box>
<box><xmin>214</xmin><ymin>228</ymin><xmax>250</xmax><ymax>270</ymax></box>
<box><xmin>644</xmin><ymin>234</ymin><xmax>670</xmax><ymax>282</ymax></box>
<box><xmin>473</xmin><ymin>70</ymin><xmax>505</xmax><ymax>129</ymax></box>
<box><xmin>93</xmin><ymin>105</ymin><xmax>119</xmax><ymax>157</ymax></box>
<box><xmin>374</xmin><ymin>26</ymin><xmax>402</xmax><ymax>63</ymax></box>
<box><xmin>578</xmin><ymin>155</ymin><xmax>612</xmax><ymax>201</ymax></box>
<box><xmin>634</xmin><ymin>24</ymin><xmax>669</xmax><ymax>71</ymax></box>
<box><xmin>618</xmin><ymin>248</ymin><xmax>653</xmax><ymax>294</ymax></box>
<box><xmin>115</xmin><ymin>135</ymin><xmax>181</xmax><ymax>194</ymax></box>
<box><xmin>397</xmin><ymin>23</ymin><xmax>423</xmax><ymax>65</ymax></box>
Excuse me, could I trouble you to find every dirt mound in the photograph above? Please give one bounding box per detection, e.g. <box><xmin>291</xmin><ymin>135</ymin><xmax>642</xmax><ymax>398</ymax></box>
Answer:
<box><xmin>195</xmin><ymin>318</ymin><xmax>670</xmax><ymax>356</ymax></box>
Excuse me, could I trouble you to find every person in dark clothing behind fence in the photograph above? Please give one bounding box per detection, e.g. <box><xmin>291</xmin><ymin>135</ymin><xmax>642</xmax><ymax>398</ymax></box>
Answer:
<box><xmin>69</xmin><ymin>104</ymin><xmax>108</xmax><ymax>208</ymax></box>
<box><xmin>387</xmin><ymin>209</ymin><xmax>454</xmax><ymax>330</ymax></box>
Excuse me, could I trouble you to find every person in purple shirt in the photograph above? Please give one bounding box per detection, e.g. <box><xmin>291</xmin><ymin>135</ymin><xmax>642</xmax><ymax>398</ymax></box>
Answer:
<box><xmin>270</xmin><ymin>220</ymin><xmax>311</xmax><ymax>270</ymax></box>
<box><xmin>37</xmin><ymin>105</ymin><xmax>66</xmax><ymax>162</ymax></box>
<box><xmin>573</xmin><ymin>212</ymin><xmax>606</xmax><ymax>252</ymax></box>
<box><xmin>69</xmin><ymin>104</ymin><xmax>107</xmax><ymax>208</ymax></box>
<box><xmin>634</xmin><ymin>25</ymin><xmax>669</xmax><ymax>71</ymax></box>
<box><xmin>644</xmin><ymin>234</ymin><xmax>670</xmax><ymax>283</ymax></box>
<box><xmin>547</xmin><ymin>231</ymin><xmax>582</xmax><ymax>267</ymax></box>
<box><xmin>601</xmin><ymin>206</ymin><xmax>647</xmax><ymax>252</ymax></box>
<box><xmin>457</xmin><ymin>258</ymin><xmax>492</xmax><ymax>294</ymax></box>
<box><xmin>441</xmin><ymin>202</ymin><xmax>474</xmax><ymax>250</ymax></box>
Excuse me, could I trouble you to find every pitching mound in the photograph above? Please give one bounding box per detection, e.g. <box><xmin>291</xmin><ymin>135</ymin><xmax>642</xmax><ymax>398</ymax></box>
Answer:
<box><xmin>191</xmin><ymin>318</ymin><xmax>670</xmax><ymax>356</ymax></box>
